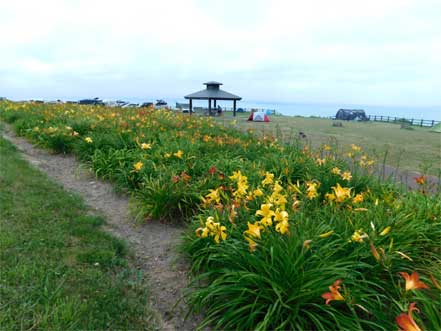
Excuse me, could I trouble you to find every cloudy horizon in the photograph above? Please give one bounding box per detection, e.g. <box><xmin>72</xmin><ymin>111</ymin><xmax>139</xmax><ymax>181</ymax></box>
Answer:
<box><xmin>1</xmin><ymin>0</ymin><xmax>440</xmax><ymax>109</ymax></box>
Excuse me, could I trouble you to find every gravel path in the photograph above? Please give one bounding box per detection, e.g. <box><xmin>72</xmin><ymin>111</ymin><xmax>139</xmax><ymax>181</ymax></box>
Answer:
<box><xmin>1</xmin><ymin>125</ymin><xmax>200</xmax><ymax>331</ymax></box>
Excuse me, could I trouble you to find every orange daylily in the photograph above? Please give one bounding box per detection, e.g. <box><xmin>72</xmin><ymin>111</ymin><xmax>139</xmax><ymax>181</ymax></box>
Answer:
<box><xmin>208</xmin><ymin>166</ymin><xmax>217</xmax><ymax>175</ymax></box>
<box><xmin>399</xmin><ymin>272</ymin><xmax>429</xmax><ymax>291</ymax></box>
<box><xmin>396</xmin><ymin>302</ymin><xmax>422</xmax><ymax>331</ymax></box>
<box><xmin>303</xmin><ymin>239</ymin><xmax>312</xmax><ymax>249</ymax></box>
<box><xmin>429</xmin><ymin>273</ymin><xmax>441</xmax><ymax>290</ymax></box>
<box><xmin>321</xmin><ymin>279</ymin><xmax>344</xmax><ymax>305</ymax></box>
<box><xmin>370</xmin><ymin>241</ymin><xmax>381</xmax><ymax>262</ymax></box>
<box><xmin>414</xmin><ymin>175</ymin><xmax>425</xmax><ymax>185</ymax></box>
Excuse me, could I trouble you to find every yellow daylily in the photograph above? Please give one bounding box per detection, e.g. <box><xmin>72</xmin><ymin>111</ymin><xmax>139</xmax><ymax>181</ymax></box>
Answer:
<box><xmin>173</xmin><ymin>150</ymin><xmax>184</xmax><ymax>159</ymax></box>
<box><xmin>341</xmin><ymin>171</ymin><xmax>352</xmax><ymax>181</ymax></box>
<box><xmin>275</xmin><ymin>220</ymin><xmax>289</xmax><ymax>234</ymax></box>
<box><xmin>229</xmin><ymin>170</ymin><xmax>244</xmax><ymax>182</ymax></box>
<box><xmin>213</xmin><ymin>225</ymin><xmax>227</xmax><ymax>244</ymax></box>
<box><xmin>380</xmin><ymin>226</ymin><xmax>392</xmax><ymax>236</ymax></box>
<box><xmin>195</xmin><ymin>227</ymin><xmax>209</xmax><ymax>238</ymax></box>
<box><xmin>84</xmin><ymin>137</ymin><xmax>93</xmax><ymax>143</ymax></box>
<box><xmin>350</xmin><ymin>229</ymin><xmax>368</xmax><ymax>243</ymax></box>
<box><xmin>272</xmin><ymin>181</ymin><xmax>283</xmax><ymax>194</ymax></box>
<box><xmin>256</xmin><ymin>203</ymin><xmax>275</xmax><ymax>226</ymax></box>
<box><xmin>306</xmin><ymin>181</ymin><xmax>319</xmax><ymax>200</ymax></box>
<box><xmin>275</xmin><ymin>194</ymin><xmax>288</xmax><ymax>209</ymax></box>
<box><xmin>133</xmin><ymin>161</ymin><xmax>144</xmax><ymax>171</ymax></box>
<box><xmin>352</xmin><ymin>193</ymin><xmax>364</xmax><ymax>204</ymax></box>
<box><xmin>331</xmin><ymin>183</ymin><xmax>352</xmax><ymax>203</ymax></box>
<box><xmin>325</xmin><ymin>193</ymin><xmax>336</xmax><ymax>202</ymax></box>
<box><xmin>205</xmin><ymin>188</ymin><xmax>221</xmax><ymax>204</ymax></box>
<box><xmin>351</xmin><ymin>144</ymin><xmax>361</xmax><ymax>152</ymax></box>
<box><xmin>244</xmin><ymin>222</ymin><xmax>261</xmax><ymax>240</ymax></box>
<box><xmin>331</xmin><ymin>167</ymin><xmax>341</xmax><ymax>175</ymax></box>
<box><xmin>274</xmin><ymin>209</ymin><xmax>288</xmax><ymax>223</ymax></box>
<box><xmin>319</xmin><ymin>230</ymin><xmax>334</xmax><ymax>238</ymax></box>
<box><xmin>261</xmin><ymin>172</ymin><xmax>274</xmax><ymax>186</ymax></box>
<box><xmin>140</xmin><ymin>142</ymin><xmax>152</xmax><ymax>150</ymax></box>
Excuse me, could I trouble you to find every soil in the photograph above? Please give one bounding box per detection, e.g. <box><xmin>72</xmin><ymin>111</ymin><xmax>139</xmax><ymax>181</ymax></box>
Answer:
<box><xmin>1</xmin><ymin>125</ymin><xmax>201</xmax><ymax>331</ymax></box>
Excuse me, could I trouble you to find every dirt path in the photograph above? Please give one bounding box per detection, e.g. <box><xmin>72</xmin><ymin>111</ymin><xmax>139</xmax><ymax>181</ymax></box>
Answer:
<box><xmin>1</xmin><ymin>125</ymin><xmax>200</xmax><ymax>331</ymax></box>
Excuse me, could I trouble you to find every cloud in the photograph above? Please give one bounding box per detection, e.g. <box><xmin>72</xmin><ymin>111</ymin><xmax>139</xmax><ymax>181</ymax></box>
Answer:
<box><xmin>0</xmin><ymin>0</ymin><xmax>440</xmax><ymax>106</ymax></box>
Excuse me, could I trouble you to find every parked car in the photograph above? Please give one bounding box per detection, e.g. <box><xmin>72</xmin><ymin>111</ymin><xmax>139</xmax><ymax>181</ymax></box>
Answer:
<box><xmin>140</xmin><ymin>102</ymin><xmax>154</xmax><ymax>108</ymax></box>
<box><xmin>155</xmin><ymin>99</ymin><xmax>168</xmax><ymax>109</ymax></box>
<box><xmin>78</xmin><ymin>97</ymin><xmax>104</xmax><ymax>105</ymax></box>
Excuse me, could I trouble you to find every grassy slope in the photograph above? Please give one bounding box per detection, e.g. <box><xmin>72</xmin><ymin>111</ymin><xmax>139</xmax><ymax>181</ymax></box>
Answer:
<box><xmin>220</xmin><ymin>113</ymin><xmax>441</xmax><ymax>175</ymax></box>
<box><xmin>0</xmin><ymin>137</ymin><xmax>158</xmax><ymax>330</ymax></box>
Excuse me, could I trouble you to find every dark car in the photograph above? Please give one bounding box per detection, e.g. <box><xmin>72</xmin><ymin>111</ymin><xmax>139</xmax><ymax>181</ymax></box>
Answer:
<box><xmin>78</xmin><ymin>97</ymin><xmax>104</xmax><ymax>105</ymax></box>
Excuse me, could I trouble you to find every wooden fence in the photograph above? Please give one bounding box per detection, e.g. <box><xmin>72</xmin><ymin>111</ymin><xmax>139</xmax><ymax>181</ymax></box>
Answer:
<box><xmin>331</xmin><ymin>115</ymin><xmax>440</xmax><ymax>127</ymax></box>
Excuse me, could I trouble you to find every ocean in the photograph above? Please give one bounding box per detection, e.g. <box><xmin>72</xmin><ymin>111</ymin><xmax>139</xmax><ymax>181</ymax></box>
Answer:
<box><xmin>130</xmin><ymin>98</ymin><xmax>441</xmax><ymax>121</ymax></box>
<box><xmin>26</xmin><ymin>96</ymin><xmax>440</xmax><ymax>121</ymax></box>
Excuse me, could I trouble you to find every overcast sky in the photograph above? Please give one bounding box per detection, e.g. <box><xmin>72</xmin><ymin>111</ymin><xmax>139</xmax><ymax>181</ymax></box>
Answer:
<box><xmin>1</xmin><ymin>0</ymin><xmax>440</xmax><ymax>107</ymax></box>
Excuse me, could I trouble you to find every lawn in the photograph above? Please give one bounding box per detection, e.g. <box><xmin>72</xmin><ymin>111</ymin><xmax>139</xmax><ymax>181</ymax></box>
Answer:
<box><xmin>220</xmin><ymin>113</ymin><xmax>441</xmax><ymax>176</ymax></box>
<box><xmin>0</xmin><ymin>137</ymin><xmax>158</xmax><ymax>330</ymax></box>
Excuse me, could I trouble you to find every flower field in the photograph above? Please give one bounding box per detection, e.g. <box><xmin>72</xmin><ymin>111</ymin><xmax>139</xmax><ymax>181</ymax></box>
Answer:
<box><xmin>1</xmin><ymin>101</ymin><xmax>440</xmax><ymax>330</ymax></box>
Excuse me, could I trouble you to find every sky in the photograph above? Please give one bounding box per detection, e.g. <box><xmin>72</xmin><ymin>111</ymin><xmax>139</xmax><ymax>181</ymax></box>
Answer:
<box><xmin>1</xmin><ymin>0</ymin><xmax>440</xmax><ymax>108</ymax></box>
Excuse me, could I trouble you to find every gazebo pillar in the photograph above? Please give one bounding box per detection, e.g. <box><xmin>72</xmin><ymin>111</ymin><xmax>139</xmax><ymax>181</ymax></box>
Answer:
<box><xmin>233</xmin><ymin>100</ymin><xmax>237</xmax><ymax>117</ymax></box>
<box><xmin>208</xmin><ymin>98</ymin><xmax>212</xmax><ymax>116</ymax></box>
<box><xmin>189</xmin><ymin>99</ymin><xmax>192</xmax><ymax>115</ymax></box>
<box><xmin>214</xmin><ymin>99</ymin><xmax>217</xmax><ymax>109</ymax></box>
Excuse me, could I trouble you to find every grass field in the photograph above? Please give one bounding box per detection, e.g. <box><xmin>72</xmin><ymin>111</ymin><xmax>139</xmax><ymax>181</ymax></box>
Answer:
<box><xmin>219</xmin><ymin>113</ymin><xmax>441</xmax><ymax>176</ymax></box>
<box><xmin>0</xmin><ymin>137</ymin><xmax>158</xmax><ymax>330</ymax></box>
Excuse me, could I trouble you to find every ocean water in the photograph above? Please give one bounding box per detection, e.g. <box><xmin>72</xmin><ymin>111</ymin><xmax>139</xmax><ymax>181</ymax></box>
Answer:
<box><xmin>136</xmin><ymin>98</ymin><xmax>440</xmax><ymax>121</ymax></box>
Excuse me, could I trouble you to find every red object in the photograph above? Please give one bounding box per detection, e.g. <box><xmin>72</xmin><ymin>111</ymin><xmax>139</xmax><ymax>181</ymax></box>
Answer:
<box><xmin>248</xmin><ymin>112</ymin><xmax>270</xmax><ymax>122</ymax></box>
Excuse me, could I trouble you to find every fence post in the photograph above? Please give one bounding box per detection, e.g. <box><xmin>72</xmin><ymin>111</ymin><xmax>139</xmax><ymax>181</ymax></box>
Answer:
<box><xmin>432</xmin><ymin>120</ymin><xmax>435</xmax><ymax>127</ymax></box>
<box><xmin>387</xmin><ymin>116</ymin><xmax>390</xmax><ymax>122</ymax></box>
<box><xmin>411</xmin><ymin>119</ymin><xmax>413</xmax><ymax>126</ymax></box>
<box><xmin>374</xmin><ymin>115</ymin><xmax>377</xmax><ymax>121</ymax></box>
<box><xmin>420</xmin><ymin>119</ymin><xmax>423</xmax><ymax>127</ymax></box>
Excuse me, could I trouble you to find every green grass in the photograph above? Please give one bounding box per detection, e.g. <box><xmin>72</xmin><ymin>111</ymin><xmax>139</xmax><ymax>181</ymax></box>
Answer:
<box><xmin>0</xmin><ymin>137</ymin><xmax>158</xmax><ymax>330</ymax></box>
<box><xmin>220</xmin><ymin>113</ymin><xmax>441</xmax><ymax>175</ymax></box>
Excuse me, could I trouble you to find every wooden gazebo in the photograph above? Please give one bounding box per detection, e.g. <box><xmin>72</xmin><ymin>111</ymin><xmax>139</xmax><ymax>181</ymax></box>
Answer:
<box><xmin>184</xmin><ymin>81</ymin><xmax>242</xmax><ymax>116</ymax></box>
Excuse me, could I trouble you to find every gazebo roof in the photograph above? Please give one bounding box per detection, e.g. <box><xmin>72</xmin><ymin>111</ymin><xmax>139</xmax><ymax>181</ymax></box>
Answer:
<box><xmin>185</xmin><ymin>81</ymin><xmax>241</xmax><ymax>100</ymax></box>
<box><xmin>203</xmin><ymin>81</ymin><xmax>222</xmax><ymax>86</ymax></box>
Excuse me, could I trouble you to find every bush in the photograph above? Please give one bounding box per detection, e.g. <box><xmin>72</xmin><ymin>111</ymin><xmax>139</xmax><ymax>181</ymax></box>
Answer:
<box><xmin>183</xmin><ymin>171</ymin><xmax>441</xmax><ymax>330</ymax></box>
